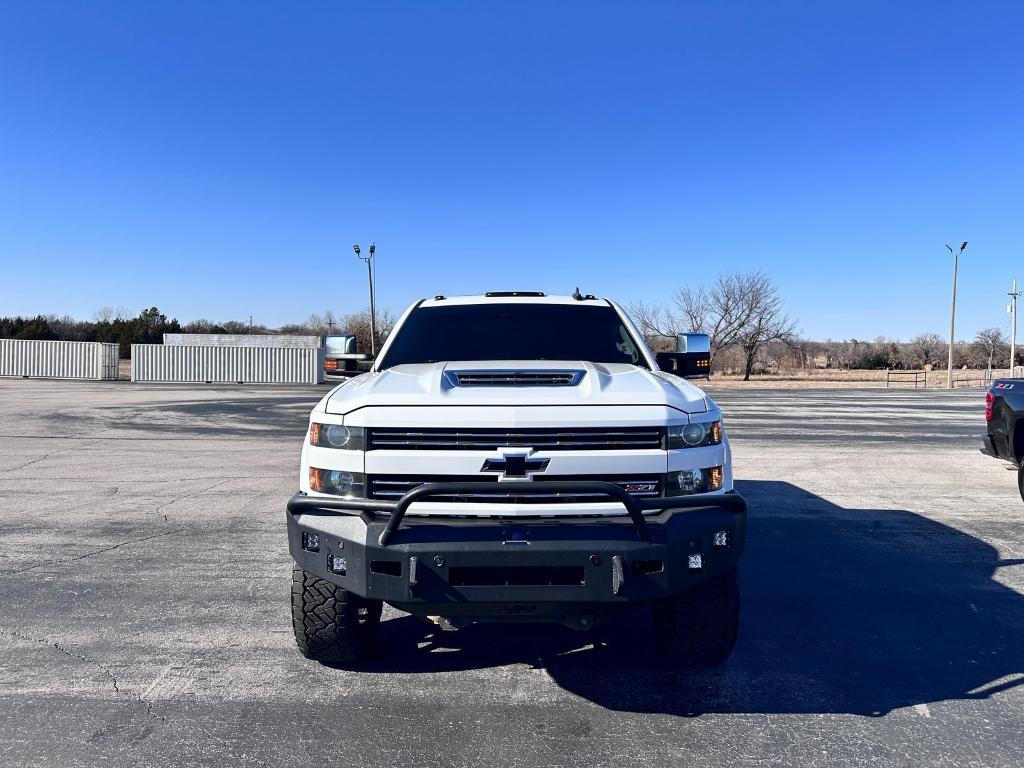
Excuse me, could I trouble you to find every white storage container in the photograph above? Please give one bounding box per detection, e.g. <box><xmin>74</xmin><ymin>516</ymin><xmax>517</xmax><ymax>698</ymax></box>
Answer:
<box><xmin>0</xmin><ymin>339</ymin><xmax>119</xmax><ymax>380</ymax></box>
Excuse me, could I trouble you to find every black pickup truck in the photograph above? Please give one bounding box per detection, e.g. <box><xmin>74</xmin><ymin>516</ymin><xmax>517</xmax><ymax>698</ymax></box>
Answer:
<box><xmin>983</xmin><ymin>379</ymin><xmax>1024</xmax><ymax>498</ymax></box>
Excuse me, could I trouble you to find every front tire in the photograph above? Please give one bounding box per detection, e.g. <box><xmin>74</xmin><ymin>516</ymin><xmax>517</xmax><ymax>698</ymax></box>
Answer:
<box><xmin>653</xmin><ymin>567</ymin><xmax>739</xmax><ymax>664</ymax></box>
<box><xmin>291</xmin><ymin>566</ymin><xmax>382</xmax><ymax>664</ymax></box>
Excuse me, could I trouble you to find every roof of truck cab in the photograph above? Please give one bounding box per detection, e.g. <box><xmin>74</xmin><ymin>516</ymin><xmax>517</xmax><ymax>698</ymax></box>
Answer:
<box><xmin>419</xmin><ymin>294</ymin><xmax>609</xmax><ymax>308</ymax></box>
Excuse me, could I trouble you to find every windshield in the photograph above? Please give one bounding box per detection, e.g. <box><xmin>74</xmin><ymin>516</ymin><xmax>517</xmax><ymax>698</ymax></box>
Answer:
<box><xmin>377</xmin><ymin>303</ymin><xmax>648</xmax><ymax>369</ymax></box>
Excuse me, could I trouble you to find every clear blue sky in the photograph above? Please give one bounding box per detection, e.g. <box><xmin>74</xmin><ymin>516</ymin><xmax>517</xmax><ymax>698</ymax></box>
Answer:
<box><xmin>1</xmin><ymin>1</ymin><xmax>1022</xmax><ymax>341</ymax></box>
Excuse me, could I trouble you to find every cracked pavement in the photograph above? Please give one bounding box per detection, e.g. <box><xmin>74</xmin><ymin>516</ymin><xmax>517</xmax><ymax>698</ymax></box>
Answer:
<box><xmin>0</xmin><ymin>378</ymin><xmax>1022</xmax><ymax>767</ymax></box>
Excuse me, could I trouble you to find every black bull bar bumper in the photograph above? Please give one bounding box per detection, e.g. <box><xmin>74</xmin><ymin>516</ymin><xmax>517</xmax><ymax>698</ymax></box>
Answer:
<box><xmin>286</xmin><ymin>482</ymin><xmax>747</xmax><ymax>612</ymax></box>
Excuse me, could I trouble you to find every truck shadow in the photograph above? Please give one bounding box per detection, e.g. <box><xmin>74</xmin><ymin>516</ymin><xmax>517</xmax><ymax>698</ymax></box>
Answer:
<box><xmin>367</xmin><ymin>480</ymin><xmax>1024</xmax><ymax>716</ymax></box>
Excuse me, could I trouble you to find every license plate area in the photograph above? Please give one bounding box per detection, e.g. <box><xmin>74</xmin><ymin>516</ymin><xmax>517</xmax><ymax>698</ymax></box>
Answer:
<box><xmin>448</xmin><ymin>565</ymin><xmax>585</xmax><ymax>587</ymax></box>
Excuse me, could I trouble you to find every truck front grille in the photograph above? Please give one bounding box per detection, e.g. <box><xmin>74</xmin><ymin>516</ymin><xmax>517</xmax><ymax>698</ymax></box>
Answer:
<box><xmin>366</xmin><ymin>427</ymin><xmax>665</xmax><ymax>451</ymax></box>
<box><xmin>367</xmin><ymin>475</ymin><xmax>662</xmax><ymax>503</ymax></box>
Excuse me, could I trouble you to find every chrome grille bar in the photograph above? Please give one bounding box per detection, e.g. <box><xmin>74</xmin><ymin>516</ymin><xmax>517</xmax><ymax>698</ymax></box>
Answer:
<box><xmin>366</xmin><ymin>427</ymin><xmax>665</xmax><ymax>451</ymax></box>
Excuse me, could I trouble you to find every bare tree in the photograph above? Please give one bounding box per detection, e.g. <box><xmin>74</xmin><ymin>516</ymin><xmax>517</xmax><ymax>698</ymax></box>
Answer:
<box><xmin>342</xmin><ymin>308</ymin><xmax>396</xmax><ymax>354</ymax></box>
<box><xmin>286</xmin><ymin>308</ymin><xmax>396</xmax><ymax>353</ymax></box>
<box><xmin>92</xmin><ymin>306</ymin><xmax>131</xmax><ymax>323</ymax></box>
<box><xmin>302</xmin><ymin>310</ymin><xmax>340</xmax><ymax>337</ymax></box>
<box><xmin>674</xmin><ymin>286</ymin><xmax>711</xmax><ymax>335</ymax></box>
<box><xmin>733</xmin><ymin>275</ymin><xmax>798</xmax><ymax>380</ymax></box>
<box><xmin>626</xmin><ymin>300</ymin><xmax>682</xmax><ymax>352</ymax></box>
<box><xmin>907</xmin><ymin>333</ymin><xmax>945</xmax><ymax>369</ymax></box>
<box><xmin>630</xmin><ymin>271</ymin><xmax>797</xmax><ymax>376</ymax></box>
<box><xmin>674</xmin><ymin>272</ymin><xmax>776</xmax><ymax>361</ymax></box>
<box><xmin>971</xmin><ymin>328</ymin><xmax>1009</xmax><ymax>373</ymax></box>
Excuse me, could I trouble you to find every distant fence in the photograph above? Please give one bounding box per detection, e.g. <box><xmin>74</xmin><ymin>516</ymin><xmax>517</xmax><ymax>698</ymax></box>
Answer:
<box><xmin>163</xmin><ymin>333</ymin><xmax>322</xmax><ymax>348</ymax></box>
<box><xmin>0</xmin><ymin>339</ymin><xmax>118</xmax><ymax>380</ymax></box>
<box><xmin>711</xmin><ymin>367</ymin><xmax>1012</xmax><ymax>389</ymax></box>
<box><xmin>882</xmin><ymin>369</ymin><xmax>1001</xmax><ymax>389</ymax></box>
<box><xmin>885</xmin><ymin>370</ymin><xmax>928</xmax><ymax>388</ymax></box>
<box><xmin>132</xmin><ymin>345</ymin><xmax>323</xmax><ymax>384</ymax></box>
<box><xmin>952</xmin><ymin>372</ymin><xmax>996</xmax><ymax>389</ymax></box>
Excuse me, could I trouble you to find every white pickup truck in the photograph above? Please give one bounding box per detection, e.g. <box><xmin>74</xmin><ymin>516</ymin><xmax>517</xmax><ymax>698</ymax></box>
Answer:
<box><xmin>286</xmin><ymin>292</ymin><xmax>746</xmax><ymax>665</ymax></box>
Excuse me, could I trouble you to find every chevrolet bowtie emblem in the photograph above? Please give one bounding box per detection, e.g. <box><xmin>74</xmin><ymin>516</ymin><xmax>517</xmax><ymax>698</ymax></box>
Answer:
<box><xmin>481</xmin><ymin>447</ymin><xmax>550</xmax><ymax>481</ymax></box>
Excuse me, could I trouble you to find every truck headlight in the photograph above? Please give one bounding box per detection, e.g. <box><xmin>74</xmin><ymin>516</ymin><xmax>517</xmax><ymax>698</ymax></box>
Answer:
<box><xmin>309</xmin><ymin>468</ymin><xmax>366</xmax><ymax>497</ymax></box>
<box><xmin>667</xmin><ymin>420</ymin><xmax>722</xmax><ymax>449</ymax></box>
<box><xmin>665</xmin><ymin>466</ymin><xmax>724</xmax><ymax>495</ymax></box>
<box><xmin>310</xmin><ymin>423</ymin><xmax>366</xmax><ymax>450</ymax></box>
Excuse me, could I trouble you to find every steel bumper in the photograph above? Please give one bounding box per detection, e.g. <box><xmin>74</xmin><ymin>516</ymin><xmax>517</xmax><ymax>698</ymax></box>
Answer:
<box><xmin>286</xmin><ymin>482</ymin><xmax>747</xmax><ymax>612</ymax></box>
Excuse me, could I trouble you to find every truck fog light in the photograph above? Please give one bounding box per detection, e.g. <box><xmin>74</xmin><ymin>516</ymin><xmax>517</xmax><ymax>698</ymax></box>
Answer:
<box><xmin>326</xmin><ymin>470</ymin><xmax>354</xmax><ymax>495</ymax></box>
<box><xmin>302</xmin><ymin>532</ymin><xmax>320</xmax><ymax>552</ymax></box>
<box><xmin>688</xmin><ymin>553</ymin><xmax>703</xmax><ymax>570</ymax></box>
<box><xmin>708</xmin><ymin>466</ymin><xmax>723</xmax><ymax>491</ymax></box>
<box><xmin>328</xmin><ymin>554</ymin><xmax>347</xmax><ymax>575</ymax></box>
<box><xmin>713</xmin><ymin>530</ymin><xmax>730</xmax><ymax>548</ymax></box>
<box><xmin>677</xmin><ymin>469</ymin><xmax>703</xmax><ymax>493</ymax></box>
<box><xmin>308</xmin><ymin>468</ymin><xmax>365</xmax><ymax>498</ymax></box>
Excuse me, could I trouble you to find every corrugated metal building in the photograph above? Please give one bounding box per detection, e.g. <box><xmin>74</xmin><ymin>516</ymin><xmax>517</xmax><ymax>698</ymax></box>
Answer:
<box><xmin>163</xmin><ymin>333</ymin><xmax>322</xmax><ymax>348</ymax></box>
<box><xmin>132</xmin><ymin>344</ymin><xmax>323</xmax><ymax>384</ymax></box>
<box><xmin>0</xmin><ymin>339</ymin><xmax>119</xmax><ymax>380</ymax></box>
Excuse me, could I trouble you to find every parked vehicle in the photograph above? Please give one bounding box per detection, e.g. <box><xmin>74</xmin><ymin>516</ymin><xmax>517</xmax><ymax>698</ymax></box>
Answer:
<box><xmin>287</xmin><ymin>292</ymin><xmax>745</xmax><ymax>665</ymax></box>
<box><xmin>983</xmin><ymin>378</ymin><xmax>1024</xmax><ymax>499</ymax></box>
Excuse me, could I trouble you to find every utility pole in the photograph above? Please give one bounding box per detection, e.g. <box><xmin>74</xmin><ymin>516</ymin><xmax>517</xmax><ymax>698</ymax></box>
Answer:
<box><xmin>1010</xmin><ymin>277</ymin><xmax>1021</xmax><ymax>377</ymax></box>
<box><xmin>353</xmin><ymin>242</ymin><xmax>378</xmax><ymax>355</ymax></box>
<box><xmin>369</xmin><ymin>242</ymin><xmax>377</xmax><ymax>355</ymax></box>
<box><xmin>945</xmin><ymin>241</ymin><xmax>968</xmax><ymax>389</ymax></box>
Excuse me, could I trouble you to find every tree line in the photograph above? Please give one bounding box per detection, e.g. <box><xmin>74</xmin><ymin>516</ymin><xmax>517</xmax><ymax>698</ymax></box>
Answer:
<box><xmin>1</xmin><ymin>293</ymin><xmax>1014</xmax><ymax>374</ymax></box>
<box><xmin>787</xmin><ymin>329</ymin><xmax>1014</xmax><ymax>373</ymax></box>
<box><xmin>0</xmin><ymin>307</ymin><xmax>181</xmax><ymax>358</ymax></box>
<box><xmin>629</xmin><ymin>272</ymin><xmax>1016</xmax><ymax>378</ymax></box>
<box><xmin>0</xmin><ymin>306</ymin><xmax>394</xmax><ymax>359</ymax></box>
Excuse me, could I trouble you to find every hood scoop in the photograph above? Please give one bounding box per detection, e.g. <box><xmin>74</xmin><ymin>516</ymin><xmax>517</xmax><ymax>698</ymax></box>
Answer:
<box><xmin>444</xmin><ymin>369</ymin><xmax>586</xmax><ymax>387</ymax></box>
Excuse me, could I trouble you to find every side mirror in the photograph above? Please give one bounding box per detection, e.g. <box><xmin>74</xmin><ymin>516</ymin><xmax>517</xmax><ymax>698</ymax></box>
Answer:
<box><xmin>655</xmin><ymin>352</ymin><xmax>711</xmax><ymax>379</ymax></box>
<box><xmin>324</xmin><ymin>334</ymin><xmax>357</xmax><ymax>354</ymax></box>
<box><xmin>676</xmin><ymin>333</ymin><xmax>710</xmax><ymax>354</ymax></box>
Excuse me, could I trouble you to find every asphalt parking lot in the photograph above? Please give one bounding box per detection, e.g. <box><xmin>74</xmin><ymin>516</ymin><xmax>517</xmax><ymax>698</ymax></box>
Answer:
<box><xmin>1</xmin><ymin>379</ymin><xmax>1022</xmax><ymax>768</ymax></box>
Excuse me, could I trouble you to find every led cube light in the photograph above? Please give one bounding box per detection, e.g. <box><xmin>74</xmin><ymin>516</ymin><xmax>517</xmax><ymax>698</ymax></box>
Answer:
<box><xmin>713</xmin><ymin>530</ymin><xmax>730</xmax><ymax>548</ymax></box>
<box><xmin>301</xmin><ymin>532</ymin><xmax>320</xmax><ymax>552</ymax></box>
<box><xmin>328</xmin><ymin>555</ymin><xmax>347</xmax><ymax>575</ymax></box>
<box><xmin>688</xmin><ymin>553</ymin><xmax>703</xmax><ymax>571</ymax></box>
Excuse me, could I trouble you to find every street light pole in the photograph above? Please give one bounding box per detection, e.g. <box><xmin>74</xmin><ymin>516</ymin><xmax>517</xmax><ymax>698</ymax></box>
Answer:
<box><xmin>1010</xmin><ymin>277</ymin><xmax>1021</xmax><ymax>377</ymax></box>
<box><xmin>945</xmin><ymin>241</ymin><xmax>967</xmax><ymax>389</ymax></box>
<box><xmin>368</xmin><ymin>242</ymin><xmax>377</xmax><ymax>356</ymax></box>
<box><xmin>353</xmin><ymin>243</ymin><xmax>378</xmax><ymax>356</ymax></box>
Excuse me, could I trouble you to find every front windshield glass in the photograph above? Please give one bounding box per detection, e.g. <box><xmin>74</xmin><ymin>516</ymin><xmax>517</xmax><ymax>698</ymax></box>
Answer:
<box><xmin>377</xmin><ymin>303</ymin><xmax>647</xmax><ymax>369</ymax></box>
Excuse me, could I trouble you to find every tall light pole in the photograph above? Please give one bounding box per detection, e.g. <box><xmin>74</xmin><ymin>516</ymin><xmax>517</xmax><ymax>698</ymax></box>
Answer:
<box><xmin>945</xmin><ymin>241</ymin><xmax>968</xmax><ymax>389</ymax></box>
<box><xmin>353</xmin><ymin>242</ymin><xmax>378</xmax><ymax>355</ymax></box>
<box><xmin>1010</xmin><ymin>277</ymin><xmax>1021</xmax><ymax>376</ymax></box>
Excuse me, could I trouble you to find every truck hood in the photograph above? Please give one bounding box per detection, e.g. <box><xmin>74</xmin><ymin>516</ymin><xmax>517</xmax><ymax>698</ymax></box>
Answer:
<box><xmin>322</xmin><ymin>360</ymin><xmax>710</xmax><ymax>416</ymax></box>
